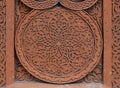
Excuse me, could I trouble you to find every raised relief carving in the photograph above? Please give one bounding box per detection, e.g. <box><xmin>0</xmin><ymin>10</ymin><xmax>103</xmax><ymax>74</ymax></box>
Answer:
<box><xmin>15</xmin><ymin>0</ymin><xmax>103</xmax><ymax>83</ymax></box>
<box><xmin>20</xmin><ymin>0</ymin><xmax>58</xmax><ymax>9</ymax></box>
<box><xmin>15</xmin><ymin>0</ymin><xmax>35</xmax><ymax>81</ymax></box>
<box><xmin>1</xmin><ymin>0</ymin><xmax>120</xmax><ymax>87</ymax></box>
<box><xmin>112</xmin><ymin>0</ymin><xmax>120</xmax><ymax>87</ymax></box>
<box><xmin>15</xmin><ymin>0</ymin><xmax>103</xmax><ymax>84</ymax></box>
<box><xmin>81</xmin><ymin>0</ymin><xmax>103</xmax><ymax>83</ymax></box>
<box><xmin>0</xmin><ymin>0</ymin><xmax>6</xmax><ymax>87</ymax></box>
<box><xmin>60</xmin><ymin>0</ymin><xmax>98</xmax><ymax>10</ymax></box>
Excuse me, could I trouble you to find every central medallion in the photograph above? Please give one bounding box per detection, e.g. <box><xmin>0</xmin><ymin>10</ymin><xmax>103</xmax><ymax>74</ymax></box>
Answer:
<box><xmin>15</xmin><ymin>7</ymin><xmax>102</xmax><ymax>84</ymax></box>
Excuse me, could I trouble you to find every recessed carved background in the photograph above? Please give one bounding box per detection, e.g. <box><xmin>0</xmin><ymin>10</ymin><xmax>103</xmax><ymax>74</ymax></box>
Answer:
<box><xmin>112</xmin><ymin>0</ymin><xmax>120</xmax><ymax>87</ymax></box>
<box><xmin>0</xmin><ymin>0</ymin><xmax>6</xmax><ymax>87</ymax></box>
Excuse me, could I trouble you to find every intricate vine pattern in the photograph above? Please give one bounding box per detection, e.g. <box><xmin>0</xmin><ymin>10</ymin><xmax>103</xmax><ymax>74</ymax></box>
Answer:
<box><xmin>15</xmin><ymin>0</ymin><xmax>36</xmax><ymax>81</ymax></box>
<box><xmin>81</xmin><ymin>0</ymin><xmax>103</xmax><ymax>83</ymax></box>
<box><xmin>0</xmin><ymin>0</ymin><xmax>6</xmax><ymax>87</ymax></box>
<box><xmin>16</xmin><ymin>58</ymin><xmax>37</xmax><ymax>81</ymax></box>
<box><xmin>86</xmin><ymin>0</ymin><xmax>103</xmax><ymax>31</ymax></box>
<box><xmin>81</xmin><ymin>59</ymin><xmax>103</xmax><ymax>83</ymax></box>
<box><xmin>15</xmin><ymin>7</ymin><xmax>102</xmax><ymax>84</ymax></box>
<box><xmin>16</xmin><ymin>0</ymin><xmax>31</xmax><ymax>27</ymax></box>
<box><xmin>22</xmin><ymin>9</ymin><xmax>95</xmax><ymax>76</ymax></box>
<box><xmin>21</xmin><ymin>0</ymin><xmax>58</xmax><ymax>9</ymax></box>
<box><xmin>15</xmin><ymin>0</ymin><xmax>103</xmax><ymax>83</ymax></box>
<box><xmin>21</xmin><ymin>0</ymin><xmax>98</xmax><ymax>10</ymax></box>
<box><xmin>60</xmin><ymin>0</ymin><xmax>98</xmax><ymax>10</ymax></box>
<box><xmin>112</xmin><ymin>0</ymin><xmax>120</xmax><ymax>88</ymax></box>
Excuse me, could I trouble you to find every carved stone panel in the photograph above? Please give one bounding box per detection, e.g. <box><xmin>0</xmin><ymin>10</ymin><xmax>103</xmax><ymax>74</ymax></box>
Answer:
<box><xmin>15</xmin><ymin>0</ymin><xmax>103</xmax><ymax>84</ymax></box>
<box><xmin>112</xmin><ymin>0</ymin><xmax>120</xmax><ymax>87</ymax></box>
<box><xmin>0</xmin><ymin>0</ymin><xmax>6</xmax><ymax>87</ymax></box>
<box><xmin>0</xmin><ymin>0</ymin><xmax>120</xmax><ymax>87</ymax></box>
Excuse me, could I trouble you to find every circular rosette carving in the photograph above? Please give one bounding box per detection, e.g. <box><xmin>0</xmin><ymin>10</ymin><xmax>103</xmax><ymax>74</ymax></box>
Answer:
<box><xmin>60</xmin><ymin>0</ymin><xmax>98</xmax><ymax>10</ymax></box>
<box><xmin>20</xmin><ymin>0</ymin><xmax>58</xmax><ymax>9</ymax></box>
<box><xmin>15</xmin><ymin>7</ymin><xmax>102</xmax><ymax>84</ymax></box>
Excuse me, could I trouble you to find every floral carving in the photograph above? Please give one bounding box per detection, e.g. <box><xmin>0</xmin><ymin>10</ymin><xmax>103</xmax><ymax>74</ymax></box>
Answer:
<box><xmin>81</xmin><ymin>0</ymin><xmax>103</xmax><ymax>83</ymax></box>
<box><xmin>15</xmin><ymin>7</ymin><xmax>102</xmax><ymax>84</ymax></box>
<box><xmin>60</xmin><ymin>0</ymin><xmax>98</xmax><ymax>10</ymax></box>
<box><xmin>0</xmin><ymin>0</ymin><xmax>6</xmax><ymax>87</ymax></box>
<box><xmin>21</xmin><ymin>0</ymin><xmax>58</xmax><ymax>9</ymax></box>
<box><xmin>112</xmin><ymin>0</ymin><xmax>120</xmax><ymax>87</ymax></box>
<box><xmin>15</xmin><ymin>0</ymin><xmax>37</xmax><ymax>81</ymax></box>
<box><xmin>21</xmin><ymin>0</ymin><xmax>98</xmax><ymax>10</ymax></box>
<box><xmin>15</xmin><ymin>0</ymin><xmax>103</xmax><ymax>83</ymax></box>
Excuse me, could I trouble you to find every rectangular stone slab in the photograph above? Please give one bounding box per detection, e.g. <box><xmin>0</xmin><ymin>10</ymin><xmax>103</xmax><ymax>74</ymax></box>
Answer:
<box><xmin>0</xmin><ymin>0</ymin><xmax>119</xmax><ymax>88</ymax></box>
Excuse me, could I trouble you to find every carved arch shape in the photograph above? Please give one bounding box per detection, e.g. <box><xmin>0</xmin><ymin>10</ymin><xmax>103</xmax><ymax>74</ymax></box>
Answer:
<box><xmin>21</xmin><ymin>0</ymin><xmax>58</xmax><ymax>9</ymax></box>
<box><xmin>60</xmin><ymin>0</ymin><xmax>98</xmax><ymax>10</ymax></box>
